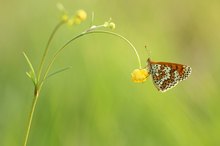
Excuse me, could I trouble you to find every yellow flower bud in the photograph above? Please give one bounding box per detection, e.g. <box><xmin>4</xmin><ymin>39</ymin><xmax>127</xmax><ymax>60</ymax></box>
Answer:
<box><xmin>75</xmin><ymin>9</ymin><xmax>87</xmax><ymax>22</ymax></box>
<box><xmin>131</xmin><ymin>69</ymin><xmax>149</xmax><ymax>83</ymax></box>
<box><xmin>73</xmin><ymin>18</ymin><xmax>82</xmax><ymax>24</ymax></box>
<box><xmin>67</xmin><ymin>19</ymin><xmax>74</xmax><ymax>26</ymax></box>
<box><xmin>109</xmin><ymin>22</ymin><xmax>116</xmax><ymax>29</ymax></box>
<box><xmin>61</xmin><ymin>14</ymin><xmax>69</xmax><ymax>22</ymax></box>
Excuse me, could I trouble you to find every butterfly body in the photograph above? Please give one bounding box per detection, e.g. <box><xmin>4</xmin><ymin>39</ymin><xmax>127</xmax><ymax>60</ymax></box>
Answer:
<box><xmin>147</xmin><ymin>58</ymin><xmax>192</xmax><ymax>92</ymax></box>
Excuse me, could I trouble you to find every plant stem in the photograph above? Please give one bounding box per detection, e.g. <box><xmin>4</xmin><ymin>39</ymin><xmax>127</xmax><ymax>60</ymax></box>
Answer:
<box><xmin>23</xmin><ymin>88</ymin><xmax>39</xmax><ymax>146</ymax></box>
<box><xmin>40</xmin><ymin>30</ymin><xmax>142</xmax><ymax>88</ymax></box>
<box><xmin>37</xmin><ymin>21</ymin><xmax>64</xmax><ymax>82</ymax></box>
<box><xmin>23</xmin><ymin>21</ymin><xmax>64</xmax><ymax>146</ymax></box>
<box><xmin>23</xmin><ymin>29</ymin><xmax>142</xmax><ymax>146</ymax></box>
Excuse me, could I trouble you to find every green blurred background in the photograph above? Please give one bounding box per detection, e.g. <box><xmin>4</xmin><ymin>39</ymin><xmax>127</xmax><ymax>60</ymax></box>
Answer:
<box><xmin>1</xmin><ymin>0</ymin><xmax>220</xmax><ymax>145</ymax></box>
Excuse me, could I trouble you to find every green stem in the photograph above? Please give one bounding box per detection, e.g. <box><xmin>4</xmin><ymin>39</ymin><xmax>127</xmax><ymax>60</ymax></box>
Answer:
<box><xmin>23</xmin><ymin>88</ymin><xmax>39</xmax><ymax>146</ymax></box>
<box><xmin>23</xmin><ymin>28</ymin><xmax>142</xmax><ymax>146</ymax></box>
<box><xmin>39</xmin><ymin>30</ymin><xmax>142</xmax><ymax>89</ymax></box>
<box><xmin>91</xmin><ymin>31</ymin><xmax>142</xmax><ymax>68</ymax></box>
<box><xmin>23</xmin><ymin>21</ymin><xmax>64</xmax><ymax>146</ymax></box>
<box><xmin>37</xmin><ymin>21</ymin><xmax>64</xmax><ymax>82</ymax></box>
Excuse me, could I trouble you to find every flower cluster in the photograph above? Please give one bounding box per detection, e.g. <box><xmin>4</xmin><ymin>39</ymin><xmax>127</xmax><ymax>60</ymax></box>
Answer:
<box><xmin>57</xmin><ymin>3</ymin><xmax>145</xmax><ymax>85</ymax></box>
<box><xmin>103</xmin><ymin>19</ymin><xmax>116</xmax><ymax>30</ymax></box>
<box><xmin>57</xmin><ymin>3</ymin><xmax>87</xmax><ymax>26</ymax></box>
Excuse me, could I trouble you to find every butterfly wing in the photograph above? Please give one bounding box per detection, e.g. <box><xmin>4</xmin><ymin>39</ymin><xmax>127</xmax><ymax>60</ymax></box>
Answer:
<box><xmin>148</xmin><ymin>60</ymin><xmax>192</xmax><ymax>92</ymax></box>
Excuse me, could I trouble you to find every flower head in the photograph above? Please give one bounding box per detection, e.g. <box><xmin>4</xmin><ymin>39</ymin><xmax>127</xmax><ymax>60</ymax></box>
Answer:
<box><xmin>75</xmin><ymin>9</ymin><xmax>87</xmax><ymax>22</ymax></box>
<box><xmin>57</xmin><ymin>3</ymin><xmax>87</xmax><ymax>26</ymax></box>
<box><xmin>131</xmin><ymin>69</ymin><xmax>149</xmax><ymax>83</ymax></box>
<box><xmin>69</xmin><ymin>9</ymin><xmax>87</xmax><ymax>25</ymax></box>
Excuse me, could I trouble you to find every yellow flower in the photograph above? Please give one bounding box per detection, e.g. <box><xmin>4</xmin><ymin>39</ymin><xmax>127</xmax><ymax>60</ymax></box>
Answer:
<box><xmin>131</xmin><ymin>69</ymin><xmax>149</xmax><ymax>83</ymax></box>
<box><xmin>75</xmin><ymin>9</ymin><xmax>87</xmax><ymax>22</ymax></box>
<box><xmin>60</xmin><ymin>9</ymin><xmax>87</xmax><ymax>26</ymax></box>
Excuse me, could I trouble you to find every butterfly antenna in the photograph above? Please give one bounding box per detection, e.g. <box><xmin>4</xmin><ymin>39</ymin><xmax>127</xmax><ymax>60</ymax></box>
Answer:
<box><xmin>144</xmin><ymin>45</ymin><xmax>152</xmax><ymax>68</ymax></box>
<box><xmin>145</xmin><ymin>45</ymin><xmax>151</xmax><ymax>60</ymax></box>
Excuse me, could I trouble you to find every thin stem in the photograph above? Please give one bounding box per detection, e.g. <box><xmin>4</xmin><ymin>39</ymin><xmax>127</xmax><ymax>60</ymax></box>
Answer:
<box><xmin>23</xmin><ymin>29</ymin><xmax>142</xmax><ymax>146</ymax></box>
<box><xmin>38</xmin><ymin>32</ymin><xmax>86</xmax><ymax>90</ymax></box>
<box><xmin>39</xmin><ymin>30</ymin><xmax>142</xmax><ymax>89</ymax></box>
<box><xmin>23</xmin><ymin>88</ymin><xmax>39</xmax><ymax>146</ymax></box>
<box><xmin>37</xmin><ymin>21</ymin><xmax>64</xmax><ymax>82</ymax></box>
<box><xmin>23</xmin><ymin>21</ymin><xmax>64</xmax><ymax>146</ymax></box>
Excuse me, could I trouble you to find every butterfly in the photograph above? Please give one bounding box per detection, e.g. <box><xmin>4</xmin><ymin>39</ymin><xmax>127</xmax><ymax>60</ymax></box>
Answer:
<box><xmin>147</xmin><ymin>58</ymin><xmax>192</xmax><ymax>92</ymax></box>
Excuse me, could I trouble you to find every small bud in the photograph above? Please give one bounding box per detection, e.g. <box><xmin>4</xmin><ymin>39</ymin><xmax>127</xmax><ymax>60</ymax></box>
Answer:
<box><xmin>57</xmin><ymin>3</ymin><xmax>65</xmax><ymax>11</ymax></box>
<box><xmin>67</xmin><ymin>19</ymin><xmax>74</xmax><ymax>26</ymax></box>
<box><xmin>103</xmin><ymin>19</ymin><xmax>116</xmax><ymax>30</ymax></box>
<box><xmin>131</xmin><ymin>69</ymin><xmax>149</xmax><ymax>83</ymax></box>
<box><xmin>75</xmin><ymin>9</ymin><xmax>87</xmax><ymax>22</ymax></box>
<box><xmin>109</xmin><ymin>22</ymin><xmax>116</xmax><ymax>30</ymax></box>
<box><xmin>73</xmin><ymin>18</ymin><xmax>82</xmax><ymax>24</ymax></box>
<box><xmin>61</xmin><ymin>14</ymin><xmax>69</xmax><ymax>22</ymax></box>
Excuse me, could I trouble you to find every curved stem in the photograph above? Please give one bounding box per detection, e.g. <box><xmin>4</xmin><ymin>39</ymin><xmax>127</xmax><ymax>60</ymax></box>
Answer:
<box><xmin>90</xmin><ymin>31</ymin><xmax>142</xmax><ymax>68</ymax></box>
<box><xmin>39</xmin><ymin>30</ymin><xmax>142</xmax><ymax>89</ymax></box>
<box><xmin>38</xmin><ymin>32</ymin><xmax>86</xmax><ymax>91</ymax></box>
<box><xmin>37</xmin><ymin>21</ymin><xmax>64</xmax><ymax>82</ymax></box>
<box><xmin>23</xmin><ymin>29</ymin><xmax>142</xmax><ymax>146</ymax></box>
<box><xmin>23</xmin><ymin>90</ymin><xmax>39</xmax><ymax>146</ymax></box>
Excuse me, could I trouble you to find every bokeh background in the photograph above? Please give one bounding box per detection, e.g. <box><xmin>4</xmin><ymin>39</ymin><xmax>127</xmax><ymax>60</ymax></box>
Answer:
<box><xmin>1</xmin><ymin>0</ymin><xmax>220</xmax><ymax>145</ymax></box>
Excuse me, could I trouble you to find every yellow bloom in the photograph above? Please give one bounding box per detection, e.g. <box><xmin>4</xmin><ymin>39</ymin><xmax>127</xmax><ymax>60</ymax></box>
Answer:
<box><xmin>75</xmin><ymin>9</ymin><xmax>87</xmax><ymax>22</ymax></box>
<box><xmin>131</xmin><ymin>69</ymin><xmax>149</xmax><ymax>83</ymax></box>
<box><xmin>60</xmin><ymin>9</ymin><xmax>87</xmax><ymax>26</ymax></box>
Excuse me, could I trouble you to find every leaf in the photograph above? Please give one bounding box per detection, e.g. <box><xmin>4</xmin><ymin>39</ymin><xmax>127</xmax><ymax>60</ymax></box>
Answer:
<box><xmin>46</xmin><ymin>66</ymin><xmax>72</xmax><ymax>80</ymax></box>
<box><xmin>26</xmin><ymin>72</ymin><xmax>32</xmax><ymax>79</ymax></box>
<box><xmin>23</xmin><ymin>52</ymin><xmax>37</xmax><ymax>84</ymax></box>
<box><xmin>26</xmin><ymin>72</ymin><xmax>36</xmax><ymax>85</ymax></box>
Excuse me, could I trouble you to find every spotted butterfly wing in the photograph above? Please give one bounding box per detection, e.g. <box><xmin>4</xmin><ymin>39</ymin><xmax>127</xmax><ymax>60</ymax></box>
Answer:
<box><xmin>147</xmin><ymin>58</ymin><xmax>192</xmax><ymax>92</ymax></box>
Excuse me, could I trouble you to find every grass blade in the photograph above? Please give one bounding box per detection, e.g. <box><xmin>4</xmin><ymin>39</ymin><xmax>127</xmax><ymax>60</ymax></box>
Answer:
<box><xmin>46</xmin><ymin>66</ymin><xmax>72</xmax><ymax>80</ymax></box>
<box><xmin>23</xmin><ymin>52</ymin><xmax>37</xmax><ymax>84</ymax></box>
<box><xmin>26</xmin><ymin>72</ymin><xmax>36</xmax><ymax>85</ymax></box>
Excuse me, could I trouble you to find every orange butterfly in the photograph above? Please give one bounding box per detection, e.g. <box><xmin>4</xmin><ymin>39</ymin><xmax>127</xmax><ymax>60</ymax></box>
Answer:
<box><xmin>147</xmin><ymin>58</ymin><xmax>192</xmax><ymax>92</ymax></box>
